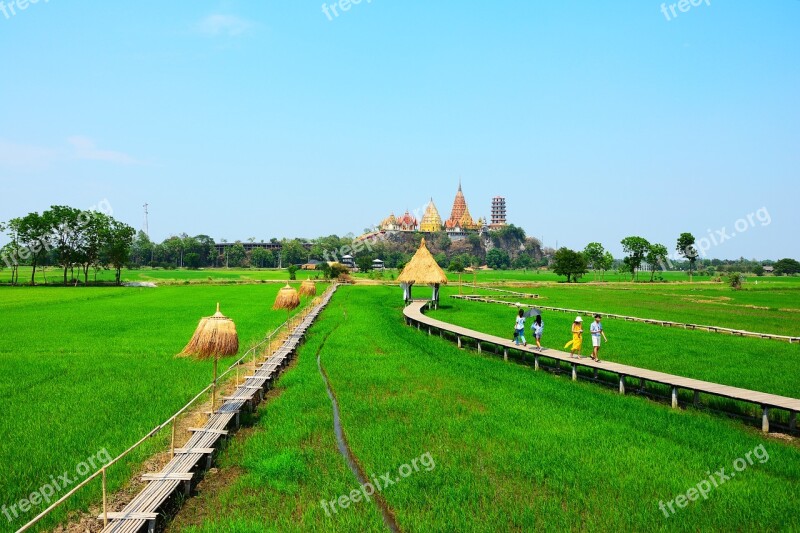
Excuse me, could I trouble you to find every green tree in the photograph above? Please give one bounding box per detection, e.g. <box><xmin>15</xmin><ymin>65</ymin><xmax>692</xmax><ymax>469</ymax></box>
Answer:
<box><xmin>677</xmin><ymin>232</ymin><xmax>698</xmax><ymax>282</ymax></box>
<box><xmin>486</xmin><ymin>248</ymin><xmax>510</xmax><ymax>270</ymax></box>
<box><xmin>448</xmin><ymin>259</ymin><xmax>465</xmax><ymax>272</ymax></box>
<box><xmin>552</xmin><ymin>247</ymin><xmax>587</xmax><ymax>283</ymax></box>
<box><xmin>17</xmin><ymin>212</ymin><xmax>51</xmax><ymax>285</ymax></box>
<box><xmin>583</xmin><ymin>242</ymin><xmax>605</xmax><ymax>280</ymax></box>
<box><xmin>287</xmin><ymin>264</ymin><xmax>298</xmax><ymax>280</ymax></box>
<box><xmin>646</xmin><ymin>243</ymin><xmax>669</xmax><ymax>282</ymax></box>
<box><xmin>1</xmin><ymin>219</ymin><xmax>22</xmax><ymax>285</ymax></box>
<box><xmin>728</xmin><ymin>272</ymin><xmax>743</xmax><ymax>289</ymax></box>
<box><xmin>512</xmin><ymin>254</ymin><xmax>533</xmax><ymax>270</ymax></box>
<box><xmin>621</xmin><ymin>236</ymin><xmax>650</xmax><ymax>281</ymax></box>
<box><xmin>130</xmin><ymin>231</ymin><xmax>153</xmax><ymax>267</ymax></box>
<box><xmin>103</xmin><ymin>219</ymin><xmax>135</xmax><ymax>285</ymax></box>
<box><xmin>600</xmin><ymin>251</ymin><xmax>614</xmax><ymax>281</ymax></box>
<box><xmin>356</xmin><ymin>254</ymin><xmax>375</xmax><ymax>273</ymax></box>
<box><xmin>774</xmin><ymin>258</ymin><xmax>800</xmax><ymax>275</ymax></box>
<box><xmin>752</xmin><ymin>264</ymin><xmax>765</xmax><ymax>276</ymax></box>
<box><xmin>281</xmin><ymin>239</ymin><xmax>307</xmax><ymax>266</ymax></box>
<box><xmin>251</xmin><ymin>247</ymin><xmax>274</xmax><ymax>268</ymax></box>
<box><xmin>227</xmin><ymin>242</ymin><xmax>246</xmax><ymax>267</ymax></box>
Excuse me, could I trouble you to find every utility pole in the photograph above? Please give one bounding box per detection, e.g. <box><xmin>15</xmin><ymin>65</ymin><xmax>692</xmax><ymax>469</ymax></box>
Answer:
<box><xmin>143</xmin><ymin>203</ymin><xmax>149</xmax><ymax>238</ymax></box>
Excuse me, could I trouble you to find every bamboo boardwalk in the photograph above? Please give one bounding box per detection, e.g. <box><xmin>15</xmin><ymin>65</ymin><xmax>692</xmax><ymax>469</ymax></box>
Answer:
<box><xmin>404</xmin><ymin>300</ymin><xmax>799</xmax><ymax>435</ymax></box>
<box><xmin>98</xmin><ymin>287</ymin><xmax>337</xmax><ymax>533</ymax></box>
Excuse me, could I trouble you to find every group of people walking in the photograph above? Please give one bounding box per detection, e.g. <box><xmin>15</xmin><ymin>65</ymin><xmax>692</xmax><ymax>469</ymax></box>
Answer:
<box><xmin>514</xmin><ymin>309</ymin><xmax>608</xmax><ymax>361</ymax></box>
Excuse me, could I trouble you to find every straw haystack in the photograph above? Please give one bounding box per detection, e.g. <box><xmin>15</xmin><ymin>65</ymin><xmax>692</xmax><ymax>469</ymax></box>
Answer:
<box><xmin>397</xmin><ymin>238</ymin><xmax>448</xmax><ymax>285</ymax></box>
<box><xmin>299</xmin><ymin>278</ymin><xmax>317</xmax><ymax>297</ymax></box>
<box><xmin>273</xmin><ymin>283</ymin><xmax>300</xmax><ymax>311</ymax></box>
<box><xmin>179</xmin><ymin>303</ymin><xmax>239</xmax><ymax>359</ymax></box>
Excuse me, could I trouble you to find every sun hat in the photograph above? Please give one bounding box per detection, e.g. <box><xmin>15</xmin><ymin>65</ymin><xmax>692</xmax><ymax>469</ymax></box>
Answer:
<box><xmin>575</xmin><ymin>316</ymin><xmax>583</xmax><ymax>322</ymax></box>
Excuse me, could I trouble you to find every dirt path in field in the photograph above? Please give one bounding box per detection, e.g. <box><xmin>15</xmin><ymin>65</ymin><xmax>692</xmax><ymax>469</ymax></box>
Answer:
<box><xmin>316</xmin><ymin>327</ymin><xmax>402</xmax><ymax>533</ymax></box>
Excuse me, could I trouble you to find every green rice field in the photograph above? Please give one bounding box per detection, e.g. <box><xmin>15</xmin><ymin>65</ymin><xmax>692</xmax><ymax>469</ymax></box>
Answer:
<box><xmin>0</xmin><ymin>283</ymin><xmax>320</xmax><ymax>531</ymax></box>
<box><xmin>168</xmin><ymin>286</ymin><xmax>800</xmax><ymax>532</ymax></box>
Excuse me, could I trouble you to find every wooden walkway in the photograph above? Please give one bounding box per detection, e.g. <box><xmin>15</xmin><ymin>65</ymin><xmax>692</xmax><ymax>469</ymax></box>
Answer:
<box><xmin>99</xmin><ymin>287</ymin><xmax>337</xmax><ymax>533</ymax></box>
<box><xmin>404</xmin><ymin>300</ymin><xmax>799</xmax><ymax>435</ymax></box>
<box><xmin>453</xmin><ymin>294</ymin><xmax>800</xmax><ymax>344</ymax></box>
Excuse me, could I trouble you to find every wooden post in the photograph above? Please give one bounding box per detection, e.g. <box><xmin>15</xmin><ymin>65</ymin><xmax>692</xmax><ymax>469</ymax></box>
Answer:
<box><xmin>619</xmin><ymin>375</ymin><xmax>625</xmax><ymax>394</ymax></box>
<box><xmin>171</xmin><ymin>417</ymin><xmax>176</xmax><ymax>457</ymax></box>
<box><xmin>477</xmin><ymin>342</ymin><xmax>482</xmax><ymax>354</ymax></box>
<box><xmin>671</xmin><ymin>386</ymin><xmax>678</xmax><ymax>408</ymax></box>
<box><xmin>457</xmin><ymin>335</ymin><xmax>461</xmax><ymax>348</ymax></box>
<box><xmin>534</xmin><ymin>354</ymin><xmax>539</xmax><ymax>370</ymax></box>
<box><xmin>639</xmin><ymin>378</ymin><xmax>646</xmax><ymax>392</ymax></box>
<box><xmin>571</xmin><ymin>364</ymin><xmax>577</xmax><ymax>381</ymax></box>
<box><xmin>102</xmin><ymin>466</ymin><xmax>108</xmax><ymax>527</ymax></box>
<box><xmin>211</xmin><ymin>358</ymin><xmax>218</xmax><ymax>415</ymax></box>
<box><xmin>428</xmin><ymin>327</ymin><xmax>431</xmax><ymax>336</ymax></box>
<box><xmin>761</xmin><ymin>405</ymin><xmax>769</xmax><ymax>433</ymax></box>
<box><xmin>593</xmin><ymin>368</ymin><xmax>598</xmax><ymax>380</ymax></box>
<box><xmin>789</xmin><ymin>411</ymin><xmax>797</xmax><ymax>433</ymax></box>
<box><xmin>503</xmin><ymin>348</ymin><xmax>508</xmax><ymax>361</ymax></box>
<box><xmin>693</xmin><ymin>390</ymin><xmax>700</xmax><ymax>407</ymax></box>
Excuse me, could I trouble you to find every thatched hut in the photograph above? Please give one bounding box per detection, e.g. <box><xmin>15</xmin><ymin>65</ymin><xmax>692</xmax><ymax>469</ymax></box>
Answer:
<box><xmin>397</xmin><ymin>238</ymin><xmax>448</xmax><ymax>307</ymax></box>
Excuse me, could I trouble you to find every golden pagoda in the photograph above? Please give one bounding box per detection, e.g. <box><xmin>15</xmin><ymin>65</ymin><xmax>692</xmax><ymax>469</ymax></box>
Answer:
<box><xmin>445</xmin><ymin>181</ymin><xmax>479</xmax><ymax>230</ymax></box>
<box><xmin>419</xmin><ymin>198</ymin><xmax>443</xmax><ymax>233</ymax></box>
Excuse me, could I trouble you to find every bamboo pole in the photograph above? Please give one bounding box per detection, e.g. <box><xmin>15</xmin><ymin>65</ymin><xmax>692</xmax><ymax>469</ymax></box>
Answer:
<box><xmin>211</xmin><ymin>358</ymin><xmax>218</xmax><ymax>414</ymax></box>
<box><xmin>102</xmin><ymin>467</ymin><xmax>108</xmax><ymax>527</ymax></box>
<box><xmin>171</xmin><ymin>417</ymin><xmax>176</xmax><ymax>457</ymax></box>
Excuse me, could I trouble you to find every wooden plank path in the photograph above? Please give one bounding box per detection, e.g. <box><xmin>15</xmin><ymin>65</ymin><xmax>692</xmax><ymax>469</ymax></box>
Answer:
<box><xmin>404</xmin><ymin>300</ymin><xmax>799</xmax><ymax>435</ymax></box>
<box><xmin>453</xmin><ymin>294</ymin><xmax>800</xmax><ymax>344</ymax></box>
<box><xmin>99</xmin><ymin>287</ymin><xmax>337</xmax><ymax>533</ymax></box>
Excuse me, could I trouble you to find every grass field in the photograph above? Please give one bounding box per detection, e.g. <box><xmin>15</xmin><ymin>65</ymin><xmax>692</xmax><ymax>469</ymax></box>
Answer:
<box><xmin>430</xmin><ymin>287</ymin><xmax>800</xmax><ymax>400</ymax></box>
<box><xmin>168</xmin><ymin>286</ymin><xmax>800</xmax><ymax>532</ymax></box>
<box><xmin>464</xmin><ymin>282</ymin><xmax>800</xmax><ymax>337</ymax></box>
<box><xmin>0</xmin><ymin>283</ymin><xmax>321</xmax><ymax>532</ymax></box>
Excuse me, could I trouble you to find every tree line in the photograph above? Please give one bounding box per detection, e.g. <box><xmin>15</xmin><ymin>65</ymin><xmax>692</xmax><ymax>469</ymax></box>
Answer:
<box><xmin>1</xmin><ymin>206</ymin><xmax>135</xmax><ymax>286</ymax></box>
<box><xmin>551</xmin><ymin>231</ymin><xmax>798</xmax><ymax>283</ymax></box>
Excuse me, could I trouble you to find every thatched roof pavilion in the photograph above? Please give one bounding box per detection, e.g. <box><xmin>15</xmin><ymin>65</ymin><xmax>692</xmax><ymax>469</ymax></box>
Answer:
<box><xmin>398</xmin><ymin>238</ymin><xmax>447</xmax><ymax>306</ymax></box>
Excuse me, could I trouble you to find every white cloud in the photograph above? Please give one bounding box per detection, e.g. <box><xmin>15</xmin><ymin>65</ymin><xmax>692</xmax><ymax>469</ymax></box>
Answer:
<box><xmin>195</xmin><ymin>14</ymin><xmax>254</xmax><ymax>37</ymax></box>
<box><xmin>67</xmin><ymin>136</ymin><xmax>138</xmax><ymax>165</ymax></box>
<box><xmin>0</xmin><ymin>137</ymin><xmax>139</xmax><ymax>171</ymax></box>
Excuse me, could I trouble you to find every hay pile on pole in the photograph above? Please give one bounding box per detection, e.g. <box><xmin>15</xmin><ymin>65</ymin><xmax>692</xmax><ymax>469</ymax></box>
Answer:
<box><xmin>273</xmin><ymin>283</ymin><xmax>300</xmax><ymax>326</ymax></box>
<box><xmin>299</xmin><ymin>278</ymin><xmax>317</xmax><ymax>297</ymax></box>
<box><xmin>179</xmin><ymin>303</ymin><xmax>239</xmax><ymax>413</ymax></box>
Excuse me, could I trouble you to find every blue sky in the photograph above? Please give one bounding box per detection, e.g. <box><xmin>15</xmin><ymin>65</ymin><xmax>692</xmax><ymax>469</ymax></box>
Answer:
<box><xmin>1</xmin><ymin>1</ymin><xmax>798</xmax><ymax>259</ymax></box>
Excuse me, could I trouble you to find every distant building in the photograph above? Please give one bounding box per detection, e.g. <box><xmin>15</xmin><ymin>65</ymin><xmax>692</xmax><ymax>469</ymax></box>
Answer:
<box><xmin>763</xmin><ymin>265</ymin><xmax>774</xmax><ymax>273</ymax></box>
<box><xmin>341</xmin><ymin>254</ymin><xmax>355</xmax><ymax>269</ymax></box>
<box><xmin>419</xmin><ymin>198</ymin><xmax>444</xmax><ymax>233</ymax></box>
<box><xmin>490</xmin><ymin>196</ymin><xmax>507</xmax><ymax>229</ymax></box>
<box><xmin>379</xmin><ymin>210</ymin><xmax>418</xmax><ymax>232</ymax></box>
<box><xmin>372</xmin><ymin>258</ymin><xmax>385</xmax><ymax>271</ymax></box>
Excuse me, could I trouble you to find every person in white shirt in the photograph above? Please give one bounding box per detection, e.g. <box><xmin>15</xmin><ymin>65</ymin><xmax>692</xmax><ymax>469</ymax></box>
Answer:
<box><xmin>514</xmin><ymin>309</ymin><xmax>527</xmax><ymax>346</ymax></box>
<box><xmin>590</xmin><ymin>314</ymin><xmax>608</xmax><ymax>362</ymax></box>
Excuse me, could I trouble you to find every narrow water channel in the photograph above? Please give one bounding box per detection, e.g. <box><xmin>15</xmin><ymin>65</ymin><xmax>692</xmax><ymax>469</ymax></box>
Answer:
<box><xmin>316</xmin><ymin>341</ymin><xmax>401</xmax><ymax>532</ymax></box>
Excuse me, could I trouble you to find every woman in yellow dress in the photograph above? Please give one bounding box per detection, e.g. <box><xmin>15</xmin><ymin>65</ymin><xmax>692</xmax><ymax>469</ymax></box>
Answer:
<box><xmin>564</xmin><ymin>316</ymin><xmax>583</xmax><ymax>358</ymax></box>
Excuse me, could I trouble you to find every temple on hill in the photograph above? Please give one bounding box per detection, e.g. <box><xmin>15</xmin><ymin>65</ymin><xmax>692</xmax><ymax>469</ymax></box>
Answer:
<box><xmin>419</xmin><ymin>199</ymin><xmax>444</xmax><ymax>233</ymax></box>
<box><xmin>380</xmin><ymin>210</ymin><xmax>418</xmax><ymax>232</ymax></box>
<box><xmin>377</xmin><ymin>182</ymin><xmax>493</xmax><ymax>239</ymax></box>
